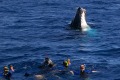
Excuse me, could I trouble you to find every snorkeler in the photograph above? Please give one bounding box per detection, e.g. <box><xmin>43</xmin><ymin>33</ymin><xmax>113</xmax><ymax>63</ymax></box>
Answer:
<box><xmin>79</xmin><ymin>64</ymin><xmax>98</xmax><ymax>79</ymax></box>
<box><xmin>63</xmin><ymin>58</ymin><xmax>71</xmax><ymax>69</ymax></box>
<box><xmin>2</xmin><ymin>65</ymin><xmax>14</xmax><ymax>80</ymax></box>
<box><xmin>43</xmin><ymin>57</ymin><xmax>54</xmax><ymax>68</ymax></box>
<box><xmin>80</xmin><ymin>64</ymin><xmax>89</xmax><ymax>78</ymax></box>
<box><xmin>39</xmin><ymin>57</ymin><xmax>55</xmax><ymax>69</ymax></box>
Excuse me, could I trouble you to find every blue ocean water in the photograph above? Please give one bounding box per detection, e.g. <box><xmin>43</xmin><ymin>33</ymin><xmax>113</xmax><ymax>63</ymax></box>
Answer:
<box><xmin>0</xmin><ymin>0</ymin><xmax>120</xmax><ymax>80</ymax></box>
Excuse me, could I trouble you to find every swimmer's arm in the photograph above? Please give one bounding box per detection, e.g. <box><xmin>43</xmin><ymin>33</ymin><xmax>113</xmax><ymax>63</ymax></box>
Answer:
<box><xmin>92</xmin><ymin>70</ymin><xmax>99</xmax><ymax>73</ymax></box>
<box><xmin>85</xmin><ymin>70</ymin><xmax>92</xmax><ymax>73</ymax></box>
<box><xmin>85</xmin><ymin>70</ymin><xmax>99</xmax><ymax>73</ymax></box>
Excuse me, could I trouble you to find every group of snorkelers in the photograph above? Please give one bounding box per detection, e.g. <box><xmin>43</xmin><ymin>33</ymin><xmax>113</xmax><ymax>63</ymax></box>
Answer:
<box><xmin>36</xmin><ymin>57</ymin><xmax>98</xmax><ymax>79</ymax></box>
<box><xmin>1</xmin><ymin>57</ymin><xmax>98</xmax><ymax>80</ymax></box>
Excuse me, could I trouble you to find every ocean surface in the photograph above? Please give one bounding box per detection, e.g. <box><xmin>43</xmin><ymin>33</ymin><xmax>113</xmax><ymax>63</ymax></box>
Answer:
<box><xmin>0</xmin><ymin>0</ymin><xmax>120</xmax><ymax>80</ymax></box>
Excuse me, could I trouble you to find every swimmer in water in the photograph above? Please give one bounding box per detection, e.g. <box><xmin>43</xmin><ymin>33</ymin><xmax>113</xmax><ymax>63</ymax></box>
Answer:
<box><xmin>2</xmin><ymin>65</ymin><xmax>15</xmax><ymax>80</ymax></box>
<box><xmin>79</xmin><ymin>64</ymin><xmax>98</xmax><ymax>80</ymax></box>
<box><xmin>63</xmin><ymin>58</ymin><xmax>71</xmax><ymax>70</ymax></box>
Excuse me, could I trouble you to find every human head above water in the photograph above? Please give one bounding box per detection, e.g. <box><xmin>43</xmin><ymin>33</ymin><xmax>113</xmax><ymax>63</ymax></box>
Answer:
<box><xmin>80</xmin><ymin>64</ymin><xmax>85</xmax><ymax>70</ymax></box>
<box><xmin>67</xmin><ymin>58</ymin><xmax>71</xmax><ymax>64</ymax></box>
<box><xmin>4</xmin><ymin>66</ymin><xmax>9</xmax><ymax>72</ymax></box>
<box><xmin>67</xmin><ymin>59</ymin><xmax>70</xmax><ymax>61</ymax></box>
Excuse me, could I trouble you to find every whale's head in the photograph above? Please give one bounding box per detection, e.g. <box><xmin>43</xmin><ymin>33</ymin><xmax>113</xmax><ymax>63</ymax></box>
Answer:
<box><xmin>76</xmin><ymin>7</ymin><xmax>86</xmax><ymax>15</ymax></box>
<box><xmin>70</xmin><ymin>7</ymin><xmax>90</xmax><ymax>31</ymax></box>
<box><xmin>76</xmin><ymin>7</ymin><xmax>86</xmax><ymax>22</ymax></box>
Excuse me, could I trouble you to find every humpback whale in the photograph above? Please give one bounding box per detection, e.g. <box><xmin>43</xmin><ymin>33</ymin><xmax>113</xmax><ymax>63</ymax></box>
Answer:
<box><xmin>70</xmin><ymin>7</ymin><xmax>91</xmax><ymax>31</ymax></box>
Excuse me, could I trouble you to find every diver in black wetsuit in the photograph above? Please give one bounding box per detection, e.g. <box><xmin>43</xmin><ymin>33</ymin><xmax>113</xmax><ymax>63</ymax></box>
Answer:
<box><xmin>25</xmin><ymin>57</ymin><xmax>55</xmax><ymax>77</ymax></box>
<box><xmin>3</xmin><ymin>65</ymin><xmax>14</xmax><ymax>80</ymax></box>
<box><xmin>80</xmin><ymin>64</ymin><xmax>98</xmax><ymax>79</ymax></box>
<box><xmin>38</xmin><ymin>57</ymin><xmax>55</xmax><ymax>69</ymax></box>
<box><xmin>80</xmin><ymin>64</ymin><xmax>89</xmax><ymax>78</ymax></box>
<box><xmin>43</xmin><ymin>57</ymin><xmax>54</xmax><ymax>68</ymax></box>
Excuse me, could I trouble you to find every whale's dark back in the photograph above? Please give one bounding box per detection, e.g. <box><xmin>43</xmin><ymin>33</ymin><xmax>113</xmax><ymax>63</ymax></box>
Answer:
<box><xmin>70</xmin><ymin>7</ymin><xmax>81</xmax><ymax>30</ymax></box>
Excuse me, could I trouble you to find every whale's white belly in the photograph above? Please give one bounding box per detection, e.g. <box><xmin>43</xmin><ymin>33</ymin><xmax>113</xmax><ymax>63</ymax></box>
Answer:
<box><xmin>81</xmin><ymin>12</ymin><xmax>90</xmax><ymax>31</ymax></box>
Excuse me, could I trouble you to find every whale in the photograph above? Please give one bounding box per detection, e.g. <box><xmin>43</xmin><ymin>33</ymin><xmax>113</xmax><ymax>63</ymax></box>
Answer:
<box><xmin>70</xmin><ymin>7</ymin><xmax>91</xmax><ymax>31</ymax></box>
